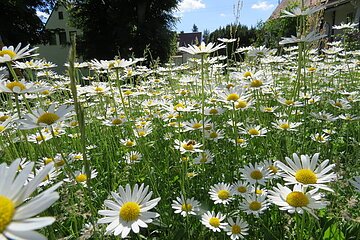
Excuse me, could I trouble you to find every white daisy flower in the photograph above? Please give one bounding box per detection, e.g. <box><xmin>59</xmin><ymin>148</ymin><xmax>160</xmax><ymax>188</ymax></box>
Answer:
<box><xmin>0</xmin><ymin>43</ymin><xmax>38</xmax><ymax>63</ymax></box>
<box><xmin>239</xmin><ymin>162</ymin><xmax>270</xmax><ymax>185</ymax></box>
<box><xmin>193</xmin><ymin>150</ymin><xmax>214</xmax><ymax>164</ymax></box>
<box><xmin>268</xmin><ymin>184</ymin><xmax>327</xmax><ymax>218</ymax></box>
<box><xmin>0</xmin><ymin>159</ymin><xmax>62</xmax><ymax>239</ymax></box>
<box><xmin>179</xmin><ymin>41</ymin><xmax>225</xmax><ymax>55</ymax></box>
<box><xmin>18</xmin><ymin>104</ymin><xmax>74</xmax><ymax>130</ymax></box>
<box><xmin>239</xmin><ymin>125</ymin><xmax>268</xmax><ymax>137</ymax></box>
<box><xmin>97</xmin><ymin>183</ymin><xmax>161</xmax><ymax>238</ymax></box>
<box><xmin>240</xmin><ymin>193</ymin><xmax>269</xmax><ymax>217</ymax></box>
<box><xmin>209</xmin><ymin>182</ymin><xmax>234</xmax><ymax>205</ymax></box>
<box><xmin>174</xmin><ymin>139</ymin><xmax>203</xmax><ymax>154</ymax></box>
<box><xmin>272</xmin><ymin>119</ymin><xmax>302</xmax><ymax>131</ymax></box>
<box><xmin>64</xmin><ymin>167</ymin><xmax>98</xmax><ymax>186</ymax></box>
<box><xmin>232</xmin><ymin>181</ymin><xmax>251</xmax><ymax>196</ymax></box>
<box><xmin>201</xmin><ymin>211</ymin><xmax>228</xmax><ymax>232</ymax></box>
<box><xmin>275</xmin><ymin>153</ymin><xmax>336</xmax><ymax>192</ymax></box>
<box><xmin>225</xmin><ymin>217</ymin><xmax>249</xmax><ymax>240</ymax></box>
<box><xmin>0</xmin><ymin>79</ymin><xmax>49</xmax><ymax>94</ymax></box>
<box><xmin>123</xmin><ymin>151</ymin><xmax>142</xmax><ymax>164</ymax></box>
<box><xmin>171</xmin><ymin>196</ymin><xmax>201</xmax><ymax>217</ymax></box>
<box><xmin>120</xmin><ymin>139</ymin><xmax>137</xmax><ymax>148</ymax></box>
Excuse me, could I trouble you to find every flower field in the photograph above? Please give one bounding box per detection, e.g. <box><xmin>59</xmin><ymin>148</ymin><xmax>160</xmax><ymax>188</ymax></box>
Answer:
<box><xmin>1</xmin><ymin>32</ymin><xmax>360</xmax><ymax>239</ymax></box>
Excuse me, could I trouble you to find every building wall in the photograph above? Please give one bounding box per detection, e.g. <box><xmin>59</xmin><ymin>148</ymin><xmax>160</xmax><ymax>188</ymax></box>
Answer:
<box><xmin>323</xmin><ymin>1</ymin><xmax>360</xmax><ymax>36</ymax></box>
<box><xmin>37</xmin><ymin>4</ymin><xmax>81</xmax><ymax>73</ymax></box>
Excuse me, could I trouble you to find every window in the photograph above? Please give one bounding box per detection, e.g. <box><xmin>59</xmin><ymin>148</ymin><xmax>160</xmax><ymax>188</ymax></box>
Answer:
<box><xmin>346</xmin><ymin>12</ymin><xmax>354</xmax><ymax>23</ymax></box>
<box><xmin>58</xmin><ymin>11</ymin><xmax>63</xmax><ymax>20</ymax></box>
<box><xmin>49</xmin><ymin>33</ymin><xmax>57</xmax><ymax>45</ymax></box>
<box><xmin>59</xmin><ymin>32</ymin><xmax>67</xmax><ymax>45</ymax></box>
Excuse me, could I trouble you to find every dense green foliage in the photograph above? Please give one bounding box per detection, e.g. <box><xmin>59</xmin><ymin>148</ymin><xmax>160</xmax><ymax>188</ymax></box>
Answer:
<box><xmin>0</xmin><ymin>0</ymin><xmax>55</xmax><ymax>45</ymax></box>
<box><xmin>69</xmin><ymin>0</ymin><xmax>180</xmax><ymax>62</ymax></box>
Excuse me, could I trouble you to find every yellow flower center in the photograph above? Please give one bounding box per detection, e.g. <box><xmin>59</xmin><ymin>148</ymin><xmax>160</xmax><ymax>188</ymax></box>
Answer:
<box><xmin>286</xmin><ymin>191</ymin><xmax>309</xmax><ymax>207</ymax></box>
<box><xmin>0</xmin><ymin>126</ymin><xmax>5</xmax><ymax>132</ymax></box>
<box><xmin>264</xmin><ymin>107</ymin><xmax>273</xmax><ymax>112</ymax></box>
<box><xmin>236</xmin><ymin>138</ymin><xmax>245</xmax><ymax>144</ymax></box>
<box><xmin>0</xmin><ymin>195</ymin><xmax>15</xmax><ymax>233</ymax></box>
<box><xmin>226</xmin><ymin>83</ymin><xmax>235</xmax><ymax>89</ymax></box>
<box><xmin>70</xmin><ymin>121</ymin><xmax>78</xmax><ymax>127</ymax></box>
<box><xmin>55</xmin><ymin>159</ymin><xmax>65</xmax><ymax>167</ymax></box>
<box><xmin>124</xmin><ymin>90</ymin><xmax>132</xmax><ymax>96</ymax></box>
<box><xmin>0</xmin><ymin>49</ymin><xmax>16</xmax><ymax>58</ymax></box>
<box><xmin>138</xmin><ymin>131</ymin><xmax>146</xmax><ymax>136</ymax></box>
<box><xmin>181</xmin><ymin>203</ymin><xmax>192</xmax><ymax>212</ymax></box>
<box><xmin>209</xmin><ymin>132</ymin><xmax>218</xmax><ymax>138</ymax></box>
<box><xmin>44</xmin><ymin>158</ymin><xmax>53</xmax><ymax>165</ymax></box>
<box><xmin>315</xmin><ymin>135</ymin><xmax>325</xmax><ymax>142</ymax></box>
<box><xmin>285</xmin><ymin>99</ymin><xmax>294</xmax><ymax>105</ymax></box>
<box><xmin>236</xmin><ymin>100</ymin><xmax>247</xmax><ymax>109</ymax></box>
<box><xmin>248</xmin><ymin>128</ymin><xmax>260</xmax><ymax>135</ymax></box>
<box><xmin>111</xmin><ymin>118</ymin><xmax>123</xmax><ymax>125</ymax></box>
<box><xmin>6</xmin><ymin>81</ymin><xmax>26</xmax><ymax>92</ymax></box>
<box><xmin>209</xmin><ymin>109</ymin><xmax>218</xmax><ymax>114</ymax></box>
<box><xmin>130</xmin><ymin>154</ymin><xmax>139</xmax><ymax>161</ymax></box>
<box><xmin>227</xmin><ymin>93</ymin><xmax>240</xmax><ymax>101</ymax></box>
<box><xmin>256</xmin><ymin>189</ymin><xmax>263</xmax><ymax>194</ymax></box>
<box><xmin>232</xmin><ymin>224</ymin><xmax>241</xmax><ymax>234</ymax></box>
<box><xmin>334</xmin><ymin>102</ymin><xmax>342</xmax><ymax>108</ymax></box>
<box><xmin>250</xmin><ymin>79</ymin><xmax>263</xmax><ymax>87</ymax></box>
<box><xmin>192</xmin><ymin>123</ymin><xmax>202</xmax><ymax>129</ymax></box>
<box><xmin>209</xmin><ymin>217</ymin><xmax>220</xmax><ymax>227</ymax></box>
<box><xmin>0</xmin><ymin>115</ymin><xmax>9</xmax><ymax>122</ymax></box>
<box><xmin>280</xmin><ymin>123</ymin><xmax>290</xmax><ymax>129</ymax></box>
<box><xmin>308</xmin><ymin>67</ymin><xmax>316</xmax><ymax>72</ymax></box>
<box><xmin>182</xmin><ymin>143</ymin><xmax>194</xmax><ymax>151</ymax></box>
<box><xmin>250</xmin><ymin>170</ymin><xmax>263</xmax><ymax>180</ymax></box>
<box><xmin>180</xmin><ymin>90</ymin><xmax>187</xmax><ymax>95</ymax></box>
<box><xmin>237</xmin><ymin>186</ymin><xmax>247</xmax><ymax>193</ymax></box>
<box><xmin>75</xmin><ymin>174</ymin><xmax>87</xmax><ymax>182</ymax></box>
<box><xmin>37</xmin><ymin>112</ymin><xmax>60</xmax><ymax>125</ymax></box>
<box><xmin>295</xmin><ymin>169</ymin><xmax>317</xmax><ymax>184</ymax></box>
<box><xmin>41</xmin><ymin>90</ymin><xmax>50</xmax><ymax>95</ymax></box>
<box><xmin>217</xmin><ymin>190</ymin><xmax>230</xmax><ymax>200</ymax></box>
<box><xmin>125</xmin><ymin>141</ymin><xmax>135</xmax><ymax>147</ymax></box>
<box><xmin>94</xmin><ymin>86</ymin><xmax>104</xmax><ymax>92</ymax></box>
<box><xmin>268</xmin><ymin>165</ymin><xmax>278</xmax><ymax>174</ymax></box>
<box><xmin>35</xmin><ymin>135</ymin><xmax>46</xmax><ymax>141</ymax></box>
<box><xmin>119</xmin><ymin>202</ymin><xmax>141</xmax><ymax>222</ymax></box>
<box><xmin>249</xmin><ymin>201</ymin><xmax>262</xmax><ymax>211</ymax></box>
<box><xmin>243</xmin><ymin>71</ymin><xmax>252</xmax><ymax>77</ymax></box>
<box><xmin>174</xmin><ymin>103</ymin><xmax>185</xmax><ymax>111</ymax></box>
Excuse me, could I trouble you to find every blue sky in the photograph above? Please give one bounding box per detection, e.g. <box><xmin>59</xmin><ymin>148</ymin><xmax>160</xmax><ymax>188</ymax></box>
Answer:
<box><xmin>174</xmin><ymin>0</ymin><xmax>279</xmax><ymax>32</ymax></box>
<box><xmin>37</xmin><ymin>0</ymin><xmax>278</xmax><ymax>33</ymax></box>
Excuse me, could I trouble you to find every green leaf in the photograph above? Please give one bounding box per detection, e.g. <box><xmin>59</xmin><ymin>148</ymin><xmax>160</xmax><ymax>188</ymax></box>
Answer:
<box><xmin>323</xmin><ymin>223</ymin><xmax>345</xmax><ymax>240</ymax></box>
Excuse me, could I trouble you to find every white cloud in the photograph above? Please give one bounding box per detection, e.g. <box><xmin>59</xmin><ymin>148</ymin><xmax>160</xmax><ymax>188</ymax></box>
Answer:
<box><xmin>251</xmin><ymin>1</ymin><xmax>275</xmax><ymax>10</ymax></box>
<box><xmin>178</xmin><ymin>0</ymin><xmax>206</xmax><ymax>13</ymax></box>
<box><xmin>36</xmin><ymin>10</ymin><xmax>50</xmax><ymax>23</ymax></box>
<box><xmin>220</xmin><ymin>13</ymin><xmax>226</xmax><ymax>17</ymax></box>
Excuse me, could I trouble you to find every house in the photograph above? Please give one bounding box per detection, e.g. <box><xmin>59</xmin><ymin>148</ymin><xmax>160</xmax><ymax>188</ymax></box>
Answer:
<box><xmin>269</xmin><ymin>0</ymin><xmax>360</xmax><ymax>36</ymax></box>
<box><xmin>37</xmin><ymin>3</ymin><xmax>81</xmax><ymax>73</ymax></box>
<box><xmin>173</xmin><ymin>32</ymin><xmax>202</xmax><ymax>65</ymax></box>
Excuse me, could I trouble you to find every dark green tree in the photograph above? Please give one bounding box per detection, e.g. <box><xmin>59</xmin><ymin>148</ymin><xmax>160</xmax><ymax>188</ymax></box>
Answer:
<box><xmin>0</xmin><ymin>0</ymin><xmax>56</xmax><ymax>45</ymax></box>
<box><xmin>69</xmin><ymin>0</ymin><xmax>180</xmax><ymax>63</ymax></box>
<box><xmin>192</xmin><ymin>24</ymin><xmax>198</xmax><ymax>32</ymax></box>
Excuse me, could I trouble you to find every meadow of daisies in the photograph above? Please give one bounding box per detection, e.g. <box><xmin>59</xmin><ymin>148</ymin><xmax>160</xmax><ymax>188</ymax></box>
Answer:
<box><xmin>1</xmin><ymin>23</ymin><xmax>360</xmax><ymax>240</ymax></box>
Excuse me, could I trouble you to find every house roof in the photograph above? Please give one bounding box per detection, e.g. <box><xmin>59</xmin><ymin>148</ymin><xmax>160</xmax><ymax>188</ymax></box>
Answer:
<box><xmin>178</xmin><ymin>32</ymin><xmax>202</xmax><ymax>47</ymax></box>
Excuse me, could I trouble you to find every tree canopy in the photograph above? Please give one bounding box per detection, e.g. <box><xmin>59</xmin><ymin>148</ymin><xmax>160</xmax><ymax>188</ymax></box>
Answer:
<box><xmin>69</xmin><ymin>0</ymin><xmax>180</xmax><ymax>63</ymax></box>
<box><xmin>0</xmin><ymin>0</ymin><xmax>55</xmax><ymax>45</ymax></box>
